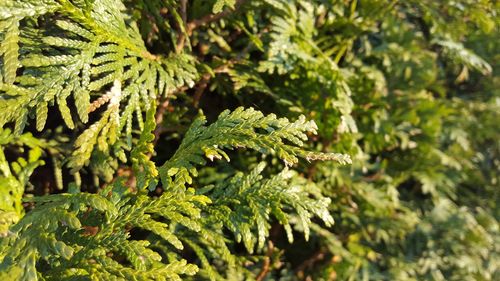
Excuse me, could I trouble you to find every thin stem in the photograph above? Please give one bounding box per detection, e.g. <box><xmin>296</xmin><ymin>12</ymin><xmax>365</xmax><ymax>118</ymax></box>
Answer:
<box><xmin>187</xmin><ymin>0</ymin><xmax>246</xmax><ymax>35</ymax></box>
<box><xmin>176</xmin><ymin>0</ymin><xmax>189</xmax><ymax>53</ymax></box>
<box><xmin>296</xmin><ymin>248</ymin><xmax>326</xmax><ymax>279</ymax></box>
<box><xmin>176</xmin><ymin>0</ymin><xmax>246</xmax><ymax>52</ymax></box>
<box><xmin>256</xmin><ymin>241</ymin><xmax>274</xmax><ymax>281</ymax></box>
<box><xmin>151</xmin><ymin>86</ymin><xmax>187</xmax><ymax>148</ymax></box>
<box><xmin>193</xmin><ymin>73</ymin><xmax>211</xmax><ymax>108</ymax></box>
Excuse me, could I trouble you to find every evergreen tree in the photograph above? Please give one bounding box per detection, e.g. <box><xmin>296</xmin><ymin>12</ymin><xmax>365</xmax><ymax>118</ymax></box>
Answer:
<box><xmin>0</xmin><ymin>0</ymin><xmax>498</xmax><ymax>280</ymax></box>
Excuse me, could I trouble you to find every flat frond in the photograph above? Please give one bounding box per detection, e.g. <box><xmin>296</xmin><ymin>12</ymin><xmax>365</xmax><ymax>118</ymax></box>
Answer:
<box><xmin>0</xmin><ymin>0</ymin><xmax>198</xmax><ymax>173</ymax></box>
<box><xmin>159</xmin><ymin>107</ymin><xmax>351</xmax><ymax>188</ymax></box>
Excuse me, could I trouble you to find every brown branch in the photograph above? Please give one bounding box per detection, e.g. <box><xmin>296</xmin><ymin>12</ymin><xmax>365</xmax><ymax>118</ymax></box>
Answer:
<box><xmin>158</xmin><ymin>19</ymin><xmax>266</xmax><ymax>147</ymax></box>
<box><xmin>187</xmin><ymin>0</ymin><xmax>246</xmax><ymax>35</ymax></box>
<box><xmin>191</xmin><ymin>60</ymin><xmax>235</xmax><ymax>108</ymax></box>
<box><xmin>190</xmin><ymin>24</ymin><xmax>269</xmax><ymax>107</ymax></box>
<box><xmin>180</xmin><ymin>0</ymin><xmax>187</xmax><ymax>23</ymax></box>
<box><xmin>150</xmin><ymin>62</ymin><xmax>229</xmax><ymax>148</ymax></box>
<box><xmin>256</xmin><ymin>241</ymin><xmax>274</xmax><ymax>281</ymax></box>
<box><xmin>193</xmin><ymin>73</ymin><xmax>211</xmax><ymax>108</ymax></box>
<box><xmin>296</xmin><ymin>249</ymin><xmax>327</xmax><ymax>279</ymax></box>
<box><xmin>153</xmin><ymin>98</ymin><xmax>170</xmax><ymax>143</ymax></box>
<box><xmin>177</xmin><ymin>0</ymin><xmax>246</xmax><ymax>52</ymax></box>
<box><xmin>114</xmin><ymin>166</ymin><xmax>137</xmax><ymax>192</ymax></box>
<box><xmin>151</xmin><ymin>85</ymin><xmax>188</xmax><ymax>148</ymax></box>
<box><xmin>175</xmin><ymin>0</ymin><xmax>189</xmax><ymax>53</ymax></box>
<box><xmin>134</xmin><ymin>5</ymin><xmax>261</xmax><ymax>184</ymax></box>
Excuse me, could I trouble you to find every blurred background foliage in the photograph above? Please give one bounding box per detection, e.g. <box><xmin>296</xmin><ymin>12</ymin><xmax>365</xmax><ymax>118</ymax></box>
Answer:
<box><xmin>138</xmin><ymin>0</ymin><xmax>500</xmax><ymax>279</ymax></box>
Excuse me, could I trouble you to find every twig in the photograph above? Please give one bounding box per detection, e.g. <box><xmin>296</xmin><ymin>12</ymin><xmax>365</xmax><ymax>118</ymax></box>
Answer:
<box><xmin>191</xmin><ymin>60</ymin><xmax>235</xmax><ymax>108</ymax></box>
<box><xmin>256</xmin><ymin>241</ymin><xmax>274</xmax><ymax>281</ymax></box>
<box><xmin>177</xmin><ymin>0</ymin><xmax>246</xmax><ymax>52</ymax></box>
<box><xmin>159</xmin><ymin>9</ymin><xmax>265</xmax><ymax>144</ymax></box>
<box><xmin>175</xmin><ymin>0</ymin><xmax>188</xmax><ymax>53</ymax></box>
<box><xmin>193</xmin><ymin>73</ymin><xmax>211</xmax><ymax>108</ymax></box>
<box><xmin>187</xmin><ymin>0</ymin><xmax>246</xmax><ymax>35</ymax></box>
<box><xmin>190</xmin><ymin>24</ymin><xmax>269</xmax><ymax>107</ymax></box>
<box><xmin>296</xmin><ymin>249</ymin><xmax>326</xmax><ymax>279</ymax></box>
<box><xmin>153</xmin><ymin>98</ymin><xmax>170</xmax><ymax>142</ymax></box>
<box><xmin>152</xmin><ymin>86</ymin><xmax>188</xmax><ymax>148</ymax></box>
<box><xmin>151</xmin><ymin>62</ymin><xmax>230</xmax><ymax>147</ymax></box>
<box><xmin>180</xmin><ymin>0</ymin><xmax>187</xmax><ymax>23</ymax></box>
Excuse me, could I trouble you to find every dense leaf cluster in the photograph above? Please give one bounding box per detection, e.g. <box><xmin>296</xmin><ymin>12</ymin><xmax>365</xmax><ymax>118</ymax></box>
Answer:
<box><xmin>0</xmin><ymin>0</ymin><xmax>498</xmax><ymax>280</ymax></box>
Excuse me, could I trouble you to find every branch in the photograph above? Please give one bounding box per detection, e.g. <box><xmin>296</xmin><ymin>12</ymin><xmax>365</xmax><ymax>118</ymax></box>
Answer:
<box><xmin>177</xmin><ymin>0</ymin><xmax>246</xmax><ymax>52</ymax></box>
<box><xmin>192</xmin><ymin>61</ymin><xmax>235</xmax><ymax>108</ymax></box>
<box><xmin>256</xmin><ymin>241</ymin><xmax>274</xmax><ymax>281</ymax></box>
<box><xmin>152</xmin><ymin>85</ymin><xmax>188</xmax><ymax>147</ymax></box>
<box><xmin>192</xmin><ymin>73</ymin><xmax>211</xmax><ymax>108</ymax></box>
<box><xmin>296</xmin><ymin>249</ymin><xmax>326</xmax><ymax>279</ymax></box>
<box><xmin>151</xmin><ymin>62</ymin><xmax>229</xmax><ymax>148</ymax></box>
<box><xmin>187</xmin><ymin>0</ymin><xmax>246</xmax><ymax>35</ymax></box>
<box><xmin>175</xmin><ymin>0</ymin><xmax>189</xmax><ymax>53</ymax></box>
<box><xmin>180</xmin><ymin>0</ymin><xmax>188</xmax><ymax>23</ymax></box>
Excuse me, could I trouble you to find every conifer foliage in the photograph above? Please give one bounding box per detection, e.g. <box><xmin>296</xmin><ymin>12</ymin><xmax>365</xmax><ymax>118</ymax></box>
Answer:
<box><xmin>0</xmin><ymin>0</ymin><xmax>499</xmax><ymax>280</ymax></box>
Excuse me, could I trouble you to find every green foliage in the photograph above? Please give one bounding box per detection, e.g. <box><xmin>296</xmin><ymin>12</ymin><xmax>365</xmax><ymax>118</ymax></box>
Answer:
<box><xmin>0</xmin><ymin>185</ymin><xmax>202</xmax><ymax>281</ymax></box>
<box><xmin>0</xmin><ymin>0</ymin><xmax>197</xmax><ymax>173</ymax></box>
<box><xmin>0</xmin><ymin>0</ymin><xmax>499</xmax><ymax>280</ymax></box>
<box><xmin>212</xmin><ymin>0</ymin><xmax>236</xmax><ymax>13</ymax></box>
<box><xmin>159</xmin><ymin>107</ymin><xmax>350</xmax><ymax>189</ymax></box>
<box><xmin>0</xmin><ymin>106</ymin><xmax>347</xmax><ymax>280</ymax></box>
<box><xmin>0</xmin><ymin>129</ymin><xmax>45</xmax><ymax>235</ymax></box>
<box><xmin>205</xmin><ymin>162</ymin><xmax>334</xmax><ymax>250</ymax></box>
